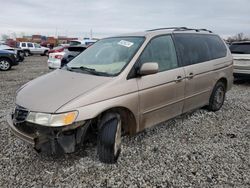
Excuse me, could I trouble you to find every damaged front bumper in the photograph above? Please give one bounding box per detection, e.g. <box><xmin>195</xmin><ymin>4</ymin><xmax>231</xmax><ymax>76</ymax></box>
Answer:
<box><xmin>7</xmin><ymin>114</ymin><xmax>90</xmax><ymax>154</ymax></box>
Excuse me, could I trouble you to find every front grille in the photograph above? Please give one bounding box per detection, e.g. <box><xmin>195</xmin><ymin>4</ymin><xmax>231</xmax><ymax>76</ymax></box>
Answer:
<box><xmin>13</xmin><ymin>105</ymin><xmax>29</xmax><ymax>123</ymax></box>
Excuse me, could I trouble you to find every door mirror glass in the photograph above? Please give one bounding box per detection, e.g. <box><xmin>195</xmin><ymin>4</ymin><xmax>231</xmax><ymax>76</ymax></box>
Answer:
<box><xmin>139</xmin><ymin>62</ymin><xmax>158</xmax><ymax>76</ymax></box>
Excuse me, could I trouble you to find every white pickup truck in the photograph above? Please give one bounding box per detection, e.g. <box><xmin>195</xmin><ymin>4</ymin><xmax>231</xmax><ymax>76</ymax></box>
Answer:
<box><xmin>18</xmin><ymin>42</ymin><xmax>49</xmax><ymax>56</ymax></box>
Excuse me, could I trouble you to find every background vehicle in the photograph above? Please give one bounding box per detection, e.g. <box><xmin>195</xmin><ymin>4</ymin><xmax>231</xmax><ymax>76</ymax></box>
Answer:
<box><xmin>18</xmin><ymin>42</ymin><xmax>49</xmax><ymax>56</ymax></box>
<box><xmin>229</xmin><ymin>41</ymin><xmax>250</xmax><ymax>78</ymax></box>
<box><xmin>47</xmin><ymin>51</ymin><xmax>65</xmax><ymax>69</ymax></box>
<box><xmin>60</xmin><ymin>45</ymin><xmax>87</xmax><ymax>67</ymax></box>
<box><xmin>8</xmin><ymin>27</ymin><xmax>233</xmax><ymax>164</ymax></box>
<box><xmin>48</xmin><ymin>45</ymin><xmax>87</xmax><ymax>69</ymax></box>
<box><xmin>48</xmin><ymin>45</ymin><xmax>69</xmax><ymax>55</ymax></box>
<box><xmin>69</xmin><ymin>39</ymin><xmax>97</xmax><ymax>46</ymax></box>
<box><xmin>0</xmin><ymin>44</ymin><xmax>25</xmax><ymax>62</ymax></box>
<box><xmin>0</xmin><ymin>50</ymin><xmax>18</xmax><ymax>71</ymax></box>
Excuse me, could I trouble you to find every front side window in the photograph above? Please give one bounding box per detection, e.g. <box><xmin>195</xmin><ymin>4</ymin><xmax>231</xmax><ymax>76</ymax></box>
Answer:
<box><xmin>139</xmin><ymin>35</ymin><xmax>178</xmax><ymax>72</ymax></box>
<box><xmin>230</xmin><ymin>43</ymin><xmax>250</xmax><ymax>54</ymax></box>
<box><xmin>66</xmin><ymin>37</ymin><xmax>145</xmax><ymax>76</ymax></box>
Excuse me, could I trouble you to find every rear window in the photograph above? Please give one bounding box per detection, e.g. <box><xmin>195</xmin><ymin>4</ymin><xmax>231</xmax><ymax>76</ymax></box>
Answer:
<box><xmin>229</xmin><ymin>43</ymin><xmax>250</xmax><ymax>54</ymax></box>
<box><xmin>69</xmin><ymin>41</ymin><xmax>81</xmax><ymax>46</ymax></box>
<box><xmin>174</xmin><ymin>34</ymin><xmax>227</xmax><ymax>66</ymax></box>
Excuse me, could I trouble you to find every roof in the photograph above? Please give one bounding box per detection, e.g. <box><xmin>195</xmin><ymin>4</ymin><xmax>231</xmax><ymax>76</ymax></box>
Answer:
<box><xmin>114</xmin><ymin>27</ymin><xmax>214</xmax><ymax>38</ymax></box>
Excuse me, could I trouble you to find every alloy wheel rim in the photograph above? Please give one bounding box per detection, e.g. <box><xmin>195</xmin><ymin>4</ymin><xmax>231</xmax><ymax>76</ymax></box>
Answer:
<box><xmin>114</xmin><ymin>118</ymin><xmax>122</xmax><ymax>156</ymax></box>
<box><xmin>215</xmin><ymin>87</ymin><xmax>224</xmax><ymax>106</ymax></box>
<box><xmin>0</xmin><ymin>60</ymin><xmax>10</xmax><ymax>70</ymax></box>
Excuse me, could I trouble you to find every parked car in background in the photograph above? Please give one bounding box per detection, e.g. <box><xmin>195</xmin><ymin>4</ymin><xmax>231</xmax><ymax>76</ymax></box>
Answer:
<box><xmin>18</xmin><ymin>42</ymin><xmax>49</xmax><ymax>56</ymax></box>
<box><xmin>0</xmin><ymin>50</ymin><xmax>18</xmax><ymax>71</ymax></box>
<box><xmin>48</xmin><ymin>51</ymin><xmax>65</xmax><ymax>69</ymax></box>
<box><xmin>48</xmin><ymin>45</ymin><xmax>87</xmax><ymax>69</ymax></box>
<box><xmin>60</xmin><ymin>44</ymin><xmax>87</xmax><ymax>67</ymax></box>
<box><xmin>69</xmin><ymin>39</ymin><xmax>97</xmax><ymax>46</ymax></box>
<box><xmin>0</xmin><ymin>44</ymin><xmax>25</xmax><ymax>62</ymax></box>
<box><xmin>229</xmin><ymin>41</ymin><xmax>250</xmax><ymax>78</ymax></box>
<box><xmin>48</xmin><ymin>45</ymin><xmax>69</xmax><ymax>55</ymax></box>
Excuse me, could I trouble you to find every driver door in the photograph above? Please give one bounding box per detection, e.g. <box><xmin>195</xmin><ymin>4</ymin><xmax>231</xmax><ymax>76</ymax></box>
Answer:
<box><xmin>136</xmin><ymin>35</ymin><xmax>185</xmax><ymax>130</ymax></box>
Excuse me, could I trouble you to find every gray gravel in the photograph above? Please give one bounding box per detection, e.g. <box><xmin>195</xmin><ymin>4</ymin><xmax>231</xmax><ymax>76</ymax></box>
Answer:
<box><xmin>0</xmin><ymin>56</ymin><xmax>249</xmax><ymax>187</ymax></box>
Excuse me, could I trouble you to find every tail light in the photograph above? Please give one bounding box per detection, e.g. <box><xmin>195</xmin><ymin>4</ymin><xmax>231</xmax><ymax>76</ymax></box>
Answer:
<box><xmin>55</xmin><ymin>55</ymin><xmax>63</xmax><ymax>59</ymax></box>
<box><xmin>57</xmin><ymin>48</ymin><xmax>64</xmax><ymax>52</ymax></box>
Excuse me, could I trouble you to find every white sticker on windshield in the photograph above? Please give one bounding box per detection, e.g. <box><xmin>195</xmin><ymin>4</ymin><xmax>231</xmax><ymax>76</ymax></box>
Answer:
<box><xmin>118</xmin><ymin>40</ymin><xmax>134</xmax><ymax>47</ymax></box>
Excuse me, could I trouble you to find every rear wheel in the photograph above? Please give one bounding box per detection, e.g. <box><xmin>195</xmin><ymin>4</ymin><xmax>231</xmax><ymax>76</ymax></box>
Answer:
<box><xmin>207</xmin><ymin>81</ymin><xmax>226</xmax><ymax>111</ymax></box>
<box><xmin>0</xmin><ymin>58</ymin><xmax>12</xmax><ymax>71</ymax></box>
<box><xmin>44</xmin><ymin>50</ymin><xmax>49</xmax><ymax>56</ymax></box>
<box><xmin>97</xmin><ymin>113</ymin><xmax>122</xmax><ymax>164</ymax></box>
<box><xmin>24</xmin><ymin>50</ymin><xmax>30</xmax><ymax>57</ymax></box>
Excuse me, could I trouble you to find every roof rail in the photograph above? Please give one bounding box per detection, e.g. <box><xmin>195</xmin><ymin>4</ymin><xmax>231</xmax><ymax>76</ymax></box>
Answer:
<box><xmin>146</xmin><ymin>27</ymin><xmax>188</xmax><ymax>32</ymax></box>
<box><xmin>146</xmin><ymin>27</ymin><xmax>213</xmax><ymax>33</ymax></box>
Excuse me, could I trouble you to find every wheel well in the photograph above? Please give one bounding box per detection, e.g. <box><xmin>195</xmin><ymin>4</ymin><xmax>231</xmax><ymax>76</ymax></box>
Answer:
<box><xmin>96</xmin><ymin>107</ymin><xmax>137</xmax><ymax>135</ymax></box>
<box><xmin>0</xmin><ymin>57</ymin><xmax>12</xmax><ymax>63</ymax></box>
<box><xmin>217</xmin><ymin>77</ymin><xmax>227</xmax><ymax>90</ymax></box>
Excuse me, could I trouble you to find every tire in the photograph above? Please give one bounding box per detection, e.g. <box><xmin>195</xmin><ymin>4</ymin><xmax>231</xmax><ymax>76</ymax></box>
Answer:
<box><xmin>0</xmin><ymin>58</ymin><xmax>12</xmax><ymax>71</ymax></box>
<box><xmin>24</xmin><ymin>50</ymin><xmax>30</xmax><ymax>57</ymax></box>
<box><xmin>207</xmin><ymin>81</ymin><xmax>226</xmax><ymax>111</ymax></box>
<box><xmin>44</xmin><ymin>50</ymin><xmax>49</xmax><ymax>56</ymax></box>
<box><xmin>97</xmin><ymin>113</ymin><xmax>122</xmax><ymax>164</ymax></box>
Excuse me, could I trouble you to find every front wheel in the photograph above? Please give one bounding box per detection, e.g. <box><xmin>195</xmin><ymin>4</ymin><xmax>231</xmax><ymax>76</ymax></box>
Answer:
<box><xmin>0</xmin><ymin>58</ymin><xmax>12</xmax><ymax>71</ymax></box>
<box><xmin>207</xmin><ymin>81</ymin><xmax>226</xmax><ymax>111</ymax></box>
<box><xmin>97</xmin><ymin>113</ymin><xmax>122</xmax><ymax>164</ymax></box>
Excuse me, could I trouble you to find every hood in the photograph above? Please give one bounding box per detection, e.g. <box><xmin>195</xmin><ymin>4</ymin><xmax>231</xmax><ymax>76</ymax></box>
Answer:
<box><xmin>0</xmin><ymin>49</ymin><xmax>15</xmax><ymax>54</ymax></box>
<box><xmin>16</xmin><ymin>69</ymin><xmax>112</xmax><ymax>113</ymax></box>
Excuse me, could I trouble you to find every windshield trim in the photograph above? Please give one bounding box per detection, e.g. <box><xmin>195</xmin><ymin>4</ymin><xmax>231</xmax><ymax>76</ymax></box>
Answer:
<box><xmin>66</xmin><ymin>36</ymin><xmax>146</xmax><ymax>77</ymax></box>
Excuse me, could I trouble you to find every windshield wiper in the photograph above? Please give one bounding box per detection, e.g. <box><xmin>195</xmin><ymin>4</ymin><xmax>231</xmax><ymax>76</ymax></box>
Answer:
<box><xmin>66</xmin><ymin>65</ymin><xmax>111</xmax><ymax>76</ymax></box>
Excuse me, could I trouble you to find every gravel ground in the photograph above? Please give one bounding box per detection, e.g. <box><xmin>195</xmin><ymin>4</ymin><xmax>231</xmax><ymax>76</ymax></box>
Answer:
<box><xmin>0</xmin><ymin>56</ymin><xmax>249</xmax><ymax>187</ymax></box>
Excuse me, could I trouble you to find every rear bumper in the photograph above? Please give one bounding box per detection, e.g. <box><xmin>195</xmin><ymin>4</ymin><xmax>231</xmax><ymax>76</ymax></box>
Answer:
<box><xmin>233</xmin><ymin>68</ymin><xmax>250</xmax><ymax>75</ymax></box>
<box><xmin>47</xmin><ymin>59</ymin><xmax>61</xmax><ymax>69</ymax></box>
<box><xmin>233</xmin><ymin>68</ymin><xmax>250</xmax><ymax>78</ymax></box>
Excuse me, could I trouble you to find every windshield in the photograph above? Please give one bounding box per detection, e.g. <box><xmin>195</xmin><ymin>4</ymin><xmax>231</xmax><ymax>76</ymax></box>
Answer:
<box><xmin>66</xmin><ymin>37</ymin><xmax>145</xmax><ymax>76</ymax></box>
<box><xmin>229</xmin><ymin>43</ymin><xmax>250</xmax><ymax>54</ymax></box>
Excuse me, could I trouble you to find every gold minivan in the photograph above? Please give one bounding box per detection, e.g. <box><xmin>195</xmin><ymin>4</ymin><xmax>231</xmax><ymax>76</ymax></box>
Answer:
<box><xmin>7</xmin><ymin>27</ymin><xmax>233</xmax><ymax>163</ymax></box>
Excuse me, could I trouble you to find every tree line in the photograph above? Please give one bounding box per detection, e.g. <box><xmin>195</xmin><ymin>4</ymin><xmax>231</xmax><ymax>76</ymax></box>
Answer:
<box><xmin>226</xmin><ymin>33</ymin><xmax>250</xmax><ymax>43</ymax></box>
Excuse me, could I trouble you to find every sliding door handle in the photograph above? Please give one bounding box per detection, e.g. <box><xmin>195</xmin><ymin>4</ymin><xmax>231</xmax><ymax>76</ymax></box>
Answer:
<box><xmin>175</xmin><ymin>76</ymin><xmax>183</xmax><ymax>82</ymax></box>
<box><xmin>186</xmin><ymin>73</ymin><xmax>194</xmax><ymax>79</ymax></box>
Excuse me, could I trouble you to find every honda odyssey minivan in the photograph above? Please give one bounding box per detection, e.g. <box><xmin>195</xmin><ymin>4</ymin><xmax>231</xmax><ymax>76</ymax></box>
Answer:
<box><xmin>7</xmin><ymin>27</ymin><xmax>233</xmax><ymax>163</ymax></box>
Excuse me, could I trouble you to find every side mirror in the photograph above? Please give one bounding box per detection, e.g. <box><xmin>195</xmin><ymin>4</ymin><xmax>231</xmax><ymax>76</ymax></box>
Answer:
<box><xmin>139</xmin><ymin>62</ymin><xmax>159</xmax><ymax>76</ymax></box>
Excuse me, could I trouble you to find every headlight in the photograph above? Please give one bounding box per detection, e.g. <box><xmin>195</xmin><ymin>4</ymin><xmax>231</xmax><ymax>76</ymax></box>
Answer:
<box><xmin>26</xmin><ymin>111</ymin><xmax>78</xmax><ymax>127</ymax></box>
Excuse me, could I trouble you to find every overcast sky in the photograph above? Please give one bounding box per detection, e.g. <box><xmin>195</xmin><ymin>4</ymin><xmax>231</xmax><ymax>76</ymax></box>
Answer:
<box><xmin>1</xmin><ymin>0</ymin><xmax>250</xmax><ymax>39</ymax></box>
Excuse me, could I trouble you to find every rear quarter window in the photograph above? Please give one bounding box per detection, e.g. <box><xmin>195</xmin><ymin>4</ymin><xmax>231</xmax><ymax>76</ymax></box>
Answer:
<box><xmin>173</xmin><ymin>34</ymin><xmax>227</xmax><ymax>66</ymax></box>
